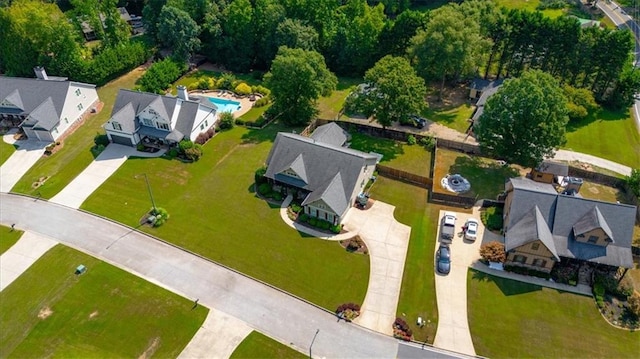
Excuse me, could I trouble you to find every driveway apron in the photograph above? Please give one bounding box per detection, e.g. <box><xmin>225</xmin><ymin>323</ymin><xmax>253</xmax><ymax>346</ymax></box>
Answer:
<box><xmin>0</xmin><ymin>231</ymin><xmax>58</xmax><ymax>291</ymax></box>
<box><xmin>0</xmin><ymin>137</ymin><xmax>47</xmax><ymax>193</ymax></box>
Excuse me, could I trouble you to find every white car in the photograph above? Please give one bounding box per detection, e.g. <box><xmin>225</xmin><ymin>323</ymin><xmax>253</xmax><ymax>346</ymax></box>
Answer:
<box><xmin>464</xmin><ymin>219</ymin><xmax>479</xmax><ymax>241</ymax></box>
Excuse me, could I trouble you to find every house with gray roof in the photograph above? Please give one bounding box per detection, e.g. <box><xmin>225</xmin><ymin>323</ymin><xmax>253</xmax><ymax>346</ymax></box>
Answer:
<box><xmin>103</xmin><ymin>86</ymin><xmax>218</xmax><ymax>147</ymax></box>
<box><xmin>0</xmin><ymin>67</ymin><xmax>99</xmax><ymax>142</ymax></box>
<box><xmin>264</xmin><ymin>124</ymin><xmax>378</xmax><ymax>225</ymax></box>
<box><xmin>530</xmin><ymin>160</ymin><xmax>569</xmax><ymax>184</ymax></box>
<box><xmin>502</xmin><ymin>177</ymin><xmax>636</xmax><ymax>272</ymax></box>
<box><xmin>469</xmin><ymin>78</ymin><xmax>504</xmax><ymax>127</ymax></box>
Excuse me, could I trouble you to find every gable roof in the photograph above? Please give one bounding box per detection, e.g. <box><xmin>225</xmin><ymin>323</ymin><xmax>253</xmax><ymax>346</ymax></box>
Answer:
<box><xmin>310</xmin><ymin>122</ymin><xmax>349</xmax><ymax>147</ymax></box>
<box><xmin>535</xmin><ymin>161</ymin><xmax>568</xmax><ymax>177</ymax></box>
<box><xmin>471</xmin><ymin>78</ymin><xmax>504</xmax><ymax>124</ymax></box>
<box><xmin>505</xmin><ymin>177</ymin><xmax>636</xmax><ymax>268</ymax></box>
<box><xmin>506</xmin><ymin>205</ymin><xmax>559</xmax><ymax>260</ymax></box>
<box><xmin>264</xmin><ymin>132</ymin><xmax>378</xmax><ymax>217</ymax></box>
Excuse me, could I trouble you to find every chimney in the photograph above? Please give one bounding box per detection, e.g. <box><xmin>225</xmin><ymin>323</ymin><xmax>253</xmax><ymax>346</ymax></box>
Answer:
<box><xmin>177</xmin><ymin>85</ymin><xmax>189</xmax><ymax>101</ymax></box>
<box><xmin>34</xmin><ymin>66</ymin><xmax>48</xmax><ymax>80</ymax></box>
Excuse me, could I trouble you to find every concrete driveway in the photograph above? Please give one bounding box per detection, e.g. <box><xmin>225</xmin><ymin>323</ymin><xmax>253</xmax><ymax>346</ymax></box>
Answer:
<box><xmin>50</xmin><ymin>144</ymin><xmax>165</xmax><ymax>209</ymax></box>
<box><xmin>345</xmin><ymin>201</ymin><xmax>411</xmax><ymax>335</ymax></box>
<box><xmin>0</xmin><ymin>231</ymin><xmax>57</xmax><ymax>291</ymax></box>
<box><xmin>0</xmin><ymin>135</ymin><xmax>47</xmax><ymax>193</ymax></box>
<box><xmin>433</xmin><ymin>208</ymin><xmax>484</xmax><ymax>356</ymax></box>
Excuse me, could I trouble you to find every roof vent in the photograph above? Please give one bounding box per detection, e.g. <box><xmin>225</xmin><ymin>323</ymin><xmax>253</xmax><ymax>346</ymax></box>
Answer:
<box><xmin>34</xmin><ymin>66</ymin><xmax>48</xmax><ymax>80</ymax></box>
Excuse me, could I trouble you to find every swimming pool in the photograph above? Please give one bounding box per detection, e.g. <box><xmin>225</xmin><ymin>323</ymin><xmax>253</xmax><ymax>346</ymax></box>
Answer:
<box><xmin>206</xmin><ymin>97</ymin><xmax>241</xmax><ymax>113</ymax></box>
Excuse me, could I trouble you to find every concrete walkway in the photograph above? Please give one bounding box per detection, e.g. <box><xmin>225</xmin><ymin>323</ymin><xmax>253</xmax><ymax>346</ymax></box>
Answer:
<box><xmin>0</xmin><ymin>230</ymin><xmax>58</xmax><ymax>291</ymax></box>
<box><xmin>178</xmin><ymin>308</ymin><xmax>254</xmax><ymax>359</ymax></box>
<box><xmin>0</xmin><ymin>193</ymin><xmax>411</xmax><ymax>359</ymax></box>
<box><xmin>50</xmin><ymin>144</ymin><xmax>165</xmax><ymax>209</ymax></box>
<box><xmin>0</xmin><ymin>134</ymin><xmax>48</xmax><ymax>193</ymax></box>
<box><xmin>280</xmin><ymin>196</ymin><xmax>411</xmax><ymax>335</ymax></box>
<box><xmin>552</xmin><ymin>149</ymin><xmax>632</xmax><ymax>177</ymax></box>
<box><xmin>433</xmin><ymin>208</ymin><xmax>484</xmax><ymax>357</ymax></box>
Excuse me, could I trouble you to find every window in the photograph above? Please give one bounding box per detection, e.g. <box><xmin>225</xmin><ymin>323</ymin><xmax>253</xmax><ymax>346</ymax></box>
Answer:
<box><xmin>157</xmin><ymin>122</ymin><xmax>170</xmax><ymax>131</ymax></box>
<box><xmin>77</xmin><ymin>103</ymin><xmax>84</xmax><ymax>111</ymax></box>
<box><xmin>513</xmin><ymin>255</ymin><xmax>527</xmax><ymax>264</ymax></box>
<box><xmin>75</xmin><ymin>88</ymin><xmax>81</xmax><ymax>96</ymax></box>
<box><xmin>64</xmin><ymin>117</ymin><xmax>68</xmax><ymax>124</ymax></box>
<box><xmin>588</xmin><ymin>235</ymin><xmax>598</xmax><ymax>244</ymax></box>
<box><xmin>531</xmin><ymin>243</ymin><xmax>540</xmax><ymax>250</ymax></box>
<box><xmin>112</xmin><ymin>122</ymin><xmax>122</xmax><ymax>131</ymax></box>
<box><xmin>142</xmin><ymin>118</ymin><xmax>153</xmax><ymax>127</ymax></box>
<box><xmin>532</xmin><ymin>258</ymin><xmax>547</xmax><ymax>267</ymax></box>
<box><xmin>148</xmin><ymin>108</ymin><xmax>157</xmax><ymax>115</ymax></box>
<box><xmin>200</xmin><ymin>124</ymin><xmax>205</xmax><ymax>130</ymax></box>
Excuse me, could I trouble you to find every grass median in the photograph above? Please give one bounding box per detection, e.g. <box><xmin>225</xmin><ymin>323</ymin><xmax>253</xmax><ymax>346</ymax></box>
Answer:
<box><xmin>230</xmin><ymin>331</ymin><xmax>305</xmax><ymax>359</ymax></box>
<box><xmin>0</xmin><ymin>224</ymin><xmax>22</xmax><ymax>255</ymax></box>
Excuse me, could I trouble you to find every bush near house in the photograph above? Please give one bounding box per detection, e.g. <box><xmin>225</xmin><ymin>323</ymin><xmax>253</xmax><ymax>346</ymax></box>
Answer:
<box><xmin>479</xmin><ymin>241</ymin><xmax>506</xmax><ymax>263</ymax></box>
<box><xmin>254</xmin><ymin>167</ymin><xmax>267</xmax><ymax>186</ymax></box>
<box><xmin>481</xmin><ymin>206</ymin><xmax>503</xmax><ymax>231</ymax></box>
<box><xmin>137</xmin><ymin>59</ymin><xmax>188</xmax><ymax>94</ymax></box>
<box><xmin>219</xmin><ymin>112</ymin><xmax>235</xmax><ymax>130</ymax></box>
<box><xmin>503</xmin><ymin>264</ymin><xmax>551</xmax><ymax>279</ymax></box>
<box><xmin>195</xmin><ymin>128</ymin><xmax>216</xmax><ymax>145</ymax></box>
<box><xmin>628</xmin><ymin>291</ymin><xmax>640</xmax><ymax>318</ymax></box>
<box><xmin>178</xmin><ymin>140</ymin><xmax>203</xmax><ymax>162</ymax></box>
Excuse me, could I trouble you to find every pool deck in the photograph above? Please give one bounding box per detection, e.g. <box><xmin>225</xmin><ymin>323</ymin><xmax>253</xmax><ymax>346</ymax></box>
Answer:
<box><xmin>195</xmin><ymin>91</ymin><xmax>254</xmax><ymax>118</ymax></box>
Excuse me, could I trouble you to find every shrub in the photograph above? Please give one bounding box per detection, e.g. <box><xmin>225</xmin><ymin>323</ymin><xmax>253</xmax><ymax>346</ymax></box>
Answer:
<box><xmin>235</xmin><ymin>118</ymin><xmax>245</xmax><ymax>126</ymax></box>
<box><xmin>253</xmin><ymin>97</ymin><xmax>270</xmax><ymax>107</ymax></box>
<box><xmin>298</xmin><ymin>213</ymin><xmax>309</xmax><ymax>223</ymax></box>
<box><xmin>91</xmin><ymin>144</ymin><xmax>106</xmax><ymax>157</ymax></box>
<box><xmin>178</xmin><ymin>140</ymin><xmax>203</xmax><ymax>161</ymax></box>
<box><xmin>255</xmin><ymin>166</ymin><xmax>267</xmax><ymax>185</ymax></box>
<box><xmin>594</xmin><ymin>272</ymin><xmax>634</xmax><ymax>298</ymax></box>
<box><xmin>137</xmin><ymin>59</ymin><xmax>187</xmax><ymax>94</ymax></box>
<box><xmin>393</xmin><ymin>317</ymin><xmax>413</xmax><ymax>340</ymax></box>
<box><xmin>167</xmin><ymin>148</ymin><xmax>178</xmax><ymax>158</ymax></box>
<box><xmin>628</xmin><ymin>291</ymin><xmax>640</xmax><ymax>318</ymax></box>
<box><xmin>94</xmin><ymin>133</ymin><xmax>109</xmax><ymax>146</ymax></box>
<box><xmin>219</xmin><ymin>112</ymin><xmax>235</xmax><ymax>130</ymax></box>
<box><xmin>481</xmin><ymin>206</ymin><xmax>503</xmax><ymax>231</ymax></box>
<box><xmin>479</xmin><ymin>241</ymin><xmax>506</xmax><ymax>263</ymax></box>
<box><xmin>309</xmin><ymin>217</ymin><xmax>318</xmax><ymax>226</ymax></box>
<box><xmin>273</xmin><ymin>192</ymin><xmax>283</xmax><ymax>201</ymax></box>
<box><xmin>195</xmin><ymin>132</ymin><xmax>211</xmax><ymax>145</ymax></box>
<box><xmin>252</xmin><ymin>85</ymin><xmax>270</xmax><ymax>96</ymax></box>
<box><xmin>407</xmin><ymin>134</ymin><xmax>416</xmax><ymax>145</ymax></box>
<box><xmin>216</xmin><ymin>73</ymin><xmax>236</xmax><ymax>90</ymax></box>
<box><xmin>330</xmin><ymin>224</ymin><xmax>342</xmax><ymax>234</ymax></box>
<box><xmin>74</xmin><ymin>41</ymin><xmax>150</xmax><ymax>86</ymax></box>
<box><xmin>290</xmin><ymin>203</ymin><xmax>302</xmax><ymax>213</ymax></box>
<box><xmin>151</xmin><ymin>207</ymin><xmax>170</xmax><ymax>227</ymax></box>
<box><xmin>136</xmin><ymin>143</ymin><xmax>146</xmax><ymax>152</ymax></box>
<box><xmin>258</xmin><ymin>183</ymin><xmax>271</xmax><ymax>195</ymax></box>
<box><xmin>419</xmin><ymin>136</ymin><xmax>436</xmax><ymax>150</ymax></box>
<box><xmin>235</xmin><ymin>82</ymin><xmax>252</xmax><ymax>95</ymax></box>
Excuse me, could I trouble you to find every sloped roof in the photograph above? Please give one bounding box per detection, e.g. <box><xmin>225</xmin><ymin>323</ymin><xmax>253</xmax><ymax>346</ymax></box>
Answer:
<box><xmin>572</xmin><ymin>206</ymin><xmax>614</xmax><ymax>242</ymax></box>
<box><xmin>506</xmin><ymin>205</ymin><xmax>559</xmax><ymax>260</ymax></box>
<box><xmin>264</xmin><ymin>132</ymin><xmax>378</xmax><ymax>217</ymax></box>
<box><xmin>471</xmin><ymin>78</ymin><xmax>504</xmax><ymax>124</ymax></box>
<box><xmin>310</xmin><ymin>122</ymin><xmax>349</xmax><ymax>147</ymax></box>
<box><xmin>109</xmin><ymin>103</ymin><xmax>137</xmax><ymax>133</ymax></box>
<box><xmin>26</xmin><ymin>97</ymin><xmax>59</xmax><ymax>131</ymax></box>
<box><xmin>536</xmin><ymin>160</ymin><xmax>568</xmax><ymax>177</ymax></box>
<box><xmin>288</xmin><ymin>154</ymin><xmax>308</xmax><ymax>184</ymax></box>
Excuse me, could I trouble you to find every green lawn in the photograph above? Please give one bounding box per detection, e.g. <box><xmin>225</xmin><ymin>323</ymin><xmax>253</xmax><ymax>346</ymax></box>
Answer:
<box><xmin>564</xmin><ymin>108</ymin><xmax>640</xmax><ymax>168</ymax></box>
<box><xmin>239</xmin><ymin>104</ymin><xmax>272</xmax><ymax>122</ymax></box>
<box><xmin>423</xmin><ymin>103</ymin><xmax>474</xmax><ymax>133</ymax></box>
<box><xmin>11</xmin><ymin>67</ymin><xmax>146</xmax><ymax>198</ymax></box>
<box><xmin>230</xmin><ymin>331</ymin><xmax>305</xmax><ymax>359</ymax></box>
<box><xmin>0</xmin><ymin>140</ymin><xmax>17</xmax><ymax>166</ymax></box>
<box><xmin>368</xmin><ymin>177</ymin><xmax>445</xmax><ymax>343</ymax></box>
<box><xmin>0</xmin><ymin>224</ymin><xmax>23</xmax><ymax>255</ymax></box>
<box><xmin>0</xmin><ymin>244</ymin><xmax>208</xmax><ymax>358</ymax></box>
<box><xmin>468</xmin><ymin>269</ymin><xmax>640</xmax><ymax>358</ymax></box>
<box><xmin>81</xmin><ymin>123</ymin><xmax>369</xmax><ymax>311</ymax></box>
<box><xmin>318</xmin><ymin>77</ymin><xmax>362</xmax><ymax>120</ymax></box>
<box><xmin>433</xmin><ymin>148</ymin><xmax>521</xmax><ymax>200</ymax></box>
<box><xmin>495</xmin><ymin>0</ymin><xmax>565</xmax><ymax>18</ymax></box>
<box><xmin>348</xmin><ymin>132</ymin><xmax>432</xmax><ymax>177</ymax></box>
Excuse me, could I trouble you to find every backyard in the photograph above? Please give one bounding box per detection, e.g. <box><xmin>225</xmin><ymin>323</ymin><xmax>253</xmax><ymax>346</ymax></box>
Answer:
<box><xmin>0</xmin><ymin>245</ymin><xmax>207</xmax><ymax>358</ymax></box>
<box><xmin>0</xmin><ymin>224</ymin><xmax>22</xmax><ymax>255</ymax></box>
<box><xmin>433</xmin><ymin>148</ymin><xmax>523</xmax><ymax>200</ymax></box>
<box><xmin>468</xmin><ymin>269</ymin><xmax>640</xmax><ymax>358</ymax></box>
<box><xmin>81</xmin><ymin>122</ymin><xmax>369</xmax><ymax>311</ymax></box>
<box><xmin>11</xmin><ymin>66</ymin><xmax>147</xmax><ymax>198</ymax></box>
<box><xmin>317</xmin><ymin>77</ymin><xmax>362</xmax><ymax>120</ymax></box>
<box><xmin>230</xmin><ymin>331</ymin><xmax>305</xmax><ymax>359</ymax></box>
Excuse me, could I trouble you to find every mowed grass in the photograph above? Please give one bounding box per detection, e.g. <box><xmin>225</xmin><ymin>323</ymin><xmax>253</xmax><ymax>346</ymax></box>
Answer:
<box><xmin>239</xmin><ymin>104</ymin><xmax>271</xmax><ymax>122</ymax></box>
<box><xmin>81</xmin><ymin>123</ymin><xmax>369</xmax><ymax>311</ymax></box>
<box><xmin>230</xmin><ymin>331</ymin><xmax>306</xmax><ymax>359</ymax></box>
<box><xmin>468</xmin><ymin>269</ymin><xmax>640</xmax><ymax>358</ymax></box>
<box><xmin>0</xmin><ymin>245</ymin><xmax>208</xmax><ymax>358</ymax></box>
<box><xmin>368</xmin><ymin>177</ymin><xmax>447</xmax><ymax>343</ymax></box>
<box><xmin>0</xmin><ymin>140</ymin><xmax>17</xmax><ymax>166</ymax></box>
<box><xmin>0</xmin><ymin>224</ymin><xmax>23</xmax><ymax>255</ymax></box>
<box><xmin>433</xmin><ymin>148</ymin><xmax>521</xmax><ymax>199</ymax></box>
<box><xmin>495</xmin><ymin>0</ymin><xmax>565</xmax><ymax>18</ymax></box>
<box><xmin>349</xmin><ymin>132</ymin><xmax>432</xmax><ymax>177</ymax></box>
<box><xmin>423</xmin><ymin>103</ymin><xmax>474</xmax><ymax>133</ymax></box>
<box><xmin>579</xmin><ymin>181</ymin><xmax>630</xmax><ymax>204</ymax></box>
<box><xmin>564</xmin><ymin>108</ymin><xmax>640</xmax><ymax>168</ymax></box>
<box><xmin>318</xmin><ymin>77</ymin><xmax>362</xmax><ymax>120</ymax></box>
<box><xmin>11</xmin><ymin>67</ymin><xmax>147</xmax><ymax>198</ymax></box>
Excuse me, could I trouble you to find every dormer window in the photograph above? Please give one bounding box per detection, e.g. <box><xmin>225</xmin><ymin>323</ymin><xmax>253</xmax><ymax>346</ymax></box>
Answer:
<box><xmin>282</xmin><ymin>169</ymin><xmax>300</xmax><ymax>179</ymax></box>
<box><xmin>149</xmin><ymin>108</ymin><xmax>157</xmax><ymax>115</ymax></box>
<box><xmin>142</xmin><ymin>118</ymin><xmax>153</xmax><ymax>126</ymax></box>
<box><xmin>75</xmin><ymin>89</ymin><xmax>81</xmax><ymax>96</ymax></box>
<box><xmin>157</xmin><ymin>122</ymin><xmax>170</xmax><ymax>131</ymax></box>
<box><xmin>112</xmin><ymin>121</ymin><xmax>122</xmax><ymax>131</ymax></box>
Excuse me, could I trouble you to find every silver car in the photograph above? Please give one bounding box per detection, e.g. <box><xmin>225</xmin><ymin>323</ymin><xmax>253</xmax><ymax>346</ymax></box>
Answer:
<box><xmin>464</xmin><ymin>219</ymin><xmax>479</xmax><ymax>241</ymax></box>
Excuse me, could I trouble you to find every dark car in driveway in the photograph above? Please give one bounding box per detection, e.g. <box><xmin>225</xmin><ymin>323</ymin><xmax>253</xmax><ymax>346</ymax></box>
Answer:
<box><xmin>436</xmin><ymin>244</ymin><xmax>451</xmax><ymax>275</ymax></box>
<box><xmin>399</xmin><ymin>115</ymin><xmax>426</xmax><ymax>129</ymax></box>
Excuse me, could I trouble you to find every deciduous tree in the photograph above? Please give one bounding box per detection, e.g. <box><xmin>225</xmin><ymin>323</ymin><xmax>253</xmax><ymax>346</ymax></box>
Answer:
<box><xmin>475</xmin><ymin>70</ymin><xmax>569</xmax><ymax>168</ymax></box>
<box><xmin>157</xmin><ymin>5</ymin><xmax>201</xmax><ymax>62</ymax></box>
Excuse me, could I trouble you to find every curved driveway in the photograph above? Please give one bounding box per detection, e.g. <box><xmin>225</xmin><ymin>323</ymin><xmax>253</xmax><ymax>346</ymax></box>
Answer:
<box><xmin>0</xmin><ymin>193</ymin><xmax>403</xmax><ymax>358</ymax></box>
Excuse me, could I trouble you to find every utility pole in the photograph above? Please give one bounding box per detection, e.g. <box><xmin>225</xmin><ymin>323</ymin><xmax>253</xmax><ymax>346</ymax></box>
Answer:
<box><xmin>309</xmin><ymin>329</ymin><xmax>319</xmax><ymax>359</ymax></box>
<box><xmin>139</xmin><ymin>173</ymin><xmax>157</xmax><ymax>212</ymax></box>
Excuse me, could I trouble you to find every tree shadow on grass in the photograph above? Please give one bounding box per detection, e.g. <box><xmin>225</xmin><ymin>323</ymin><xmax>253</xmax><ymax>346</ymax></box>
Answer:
<box><xmin>240</xmin><ymin>121</ymin><xmax>306</xmax><ymax>145</ymax></box>
<box><xmin>348</xmin><ymin>132</ymin><xmax>404</xmax><ymax>162</ymax></box>
<box><xmin>449</xmin><ymin>157</ymin><xmax>519</xmax><ymax>200</ymax></box>
<box><xmin>566</xmin><ymin>108</ymin><xmax>629</xmax><ymax>133</ymax></box>
<box><xmin>471</xmin><ymin>269</ymin><xmax>543</xmax><ymax>296</ymax></box>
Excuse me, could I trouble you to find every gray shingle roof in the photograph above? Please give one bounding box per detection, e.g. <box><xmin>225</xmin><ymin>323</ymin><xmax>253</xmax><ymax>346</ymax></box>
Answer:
<box><xmin>25</xmin><ymin>97</ymin><xmax>59</xmax><ymax>131</ymax></box>
<box><xmin>536</xmin><ymin>161</ymin><xmax>569</xmax><ymax>176</ymax></box>
<box><xmin>572</xmin><ymin>206</ymin><xmax>614</xmax><ymax>242</ymax></box>
<box><xmin>505</xmin><ymin>177</ymin><xmax>636</xmax><ymax>268</ymax></box>
<box><xmin>310</xmin><ymin>122</ymin><xmax>349</xmax><ymax>147</ymax></box>
<box><xmin>471</xmin><ymin>78</ymin><xmax>504</xmax><ymax>125</ymax></box>
<box><xmin>109</xmin><ymin>103</ymin><xmax>137</xmax><ymax>133</ymax></box>
<box><xmin>265</xmin><ymin>132</ymin><xmax>377</xmax><ymax>217</ymax></box>
<box><xmin>506</xmin><ymin>205</ymin><xmax>559</xmax><ymax>260</ymax></box>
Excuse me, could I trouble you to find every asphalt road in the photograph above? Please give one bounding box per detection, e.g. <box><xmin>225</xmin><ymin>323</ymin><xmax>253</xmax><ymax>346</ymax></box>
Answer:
<box><xmin>0</xmin><ymin>193</ymin><xmax>469</xmax><ymax>359</ymax></box>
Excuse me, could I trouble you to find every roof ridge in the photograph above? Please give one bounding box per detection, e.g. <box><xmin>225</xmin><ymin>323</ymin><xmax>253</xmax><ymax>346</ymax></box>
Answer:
<box><xmin>278</xmin><ymin>132</ymin><xmax>375</xmax><ymax>159</ymax></box>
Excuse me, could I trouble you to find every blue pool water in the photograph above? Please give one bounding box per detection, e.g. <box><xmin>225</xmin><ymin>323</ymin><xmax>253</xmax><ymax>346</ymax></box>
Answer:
<box><xmin>207</xmin><ymin>97</ymin><xmax>241</xmax><ymax>113</ymax></box>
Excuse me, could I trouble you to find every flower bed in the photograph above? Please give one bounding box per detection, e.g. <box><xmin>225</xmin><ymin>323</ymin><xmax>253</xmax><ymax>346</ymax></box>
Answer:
<box><xmin>336</xmin><ymin>303</ymin><xmax>361</xmax><ymax>322</ymax></box>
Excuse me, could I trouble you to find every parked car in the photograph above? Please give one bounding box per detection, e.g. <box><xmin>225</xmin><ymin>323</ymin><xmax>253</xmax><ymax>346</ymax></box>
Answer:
<box><xmin>440</xmin><ymin>211</ymin><xmax>457</xmax><ymax>243</ymax></box>
<box><xmin>464</xmin><ymin>218</ymin><xmax>479</xmax><ymax>241</ymax></box>
<box><xmin>399</xmin><ymin>115</ymin><xmax>426</xmax><ymax>129</ymax></box>
<box><xmin>436</xmin><ymin>244</ymin><xmax>451</xmax><ymax>274</ymax></box>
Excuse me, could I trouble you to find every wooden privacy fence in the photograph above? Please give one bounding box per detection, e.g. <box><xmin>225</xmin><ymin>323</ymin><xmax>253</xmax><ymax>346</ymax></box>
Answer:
<box><xmin>376</xmin><ymin>165</ymin><xmax>432</xmax><ymax>188</ymax></box>
<box><xmin>566</xmin><ymin>166</ymin><xmax>626</xmax><ymax>188</ymax></box>
<box><xmin>429</xmin><ymin>191</ymin><xmax>478</xmax><ymax>207</ymax></box>
<box><xmin>435</xmin><ymin>138</ymin><xmax>481</xmax><ymax>154</ymax></box>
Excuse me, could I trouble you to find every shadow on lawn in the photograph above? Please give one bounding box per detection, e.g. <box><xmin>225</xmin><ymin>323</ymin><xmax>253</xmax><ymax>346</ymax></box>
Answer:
<box><xmin>348</xmin><ymin>132</ymin><xmax>404</xmax><ymax>162</ymax></box>
<box><xmin>471</xmin><ymin>270</ymin><xmax>543</xmax><ymax>296</ymax></box>
<box><xmin>566</xmin><ymin>108</ymin><xmax>629</xmax><ymax>133</ymax></box>
<box><xmin>240</xmin><ymin>121</ymin><xmax>306</xmax><ymax>145</ymax></box>
<box><xmin>448</xmin><ymin>157</ymin><xmax>519</xmax><ymax>199</ymax></box>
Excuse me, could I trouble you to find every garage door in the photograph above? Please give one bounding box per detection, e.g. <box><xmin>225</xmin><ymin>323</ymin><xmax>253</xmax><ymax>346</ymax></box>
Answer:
<box><xmin>110</xmin><ymin>134</ymin><xmax>133</xmax><ymax>146</ymax></box>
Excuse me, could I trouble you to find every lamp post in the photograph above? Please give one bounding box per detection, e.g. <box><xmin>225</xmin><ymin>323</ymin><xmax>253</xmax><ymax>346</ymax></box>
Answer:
<box><xmin>309</xmin><ymin>329</ymin><xmax>319</xmax><ymax>359</ymax></box>
<box><xmin>137</xmin><ymin>173</ymin><xmax>157</xmax><ymax>212</ymax></box>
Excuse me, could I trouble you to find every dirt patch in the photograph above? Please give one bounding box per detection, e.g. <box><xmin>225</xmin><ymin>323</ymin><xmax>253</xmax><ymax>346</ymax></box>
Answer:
<box><xmin>38</xmin><ymin>306</ymin><xmax>53</xmax><ymax>319</ymax></box>
<box><xmin>89</xmin><ymin>310</ymin><xmax>99</xmax><ymax>319</ymax></box>
<box><xmin>138</xmin><ymin>337</ymin><xmax>161</xmax><ymax>359</ymax></box>
<box><xmin>587</xmin><ymin>186</ymin><xmax>600</xmax><ymax>194</ymax></box>
<box><xmin>426</xmin><ymin>82</ymin><xmax>470</xmax><ymax>110</ymax></box>
<box><xmin>32</xmin><ymin>176</ymin><xmax>49</xmax><ymax>189</ymax></box>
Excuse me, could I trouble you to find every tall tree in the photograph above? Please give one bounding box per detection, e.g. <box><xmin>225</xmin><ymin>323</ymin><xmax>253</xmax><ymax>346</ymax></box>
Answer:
<box><xmin>157</xmin><ymin>5</ymin><xmax>201</xmax><ymax>62</ymax></box>
<box><xmin>475</xmin><ymin>70</ymin><xmax>569</xmax><ymax>168</ymax></box>
<box><xmin>378</xmin><ymin>9</ymin><xmax>427</xmax><ymax>58</ymax></box>
<box><xmin>408</xmin><ymin>3</ymin><xmax>490</xmax><ymax>98</ymax></box>
<box><xmin>265</xmin><ymin>47</ymin><xmax>337</xmax><ymax>126</ymax></box>
<box><xmin>100</xmin><ymin>0</ymin><xmax>130</xmax><ymax>46</ymax></box>
<box><xmin>362</xmin><ymin>55</ymin><xmax>427</xmax><ymax>128</ymax></box>
<box><xmin>253</xmin><ymin>0</ymin><xmax>286</xmax><ymax>69</ymax></box>
<box><xmin>220</xmin><ymin>0</ymin><xmax>254</xmax><ymax>71</ymax></box>
<box><xmin>142</xmin><ymin>0</ymin><xmax>167</xmax><ymax>42</ymax></box>
<box><xmin>275</xmin><ymin>18</ymin><xmax>319</xmax><ymax>52</ymax></box>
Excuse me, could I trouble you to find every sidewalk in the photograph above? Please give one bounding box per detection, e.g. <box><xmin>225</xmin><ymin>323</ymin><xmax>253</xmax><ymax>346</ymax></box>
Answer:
<box><xmin>0</xmin><ymin>231</ymin><xmax>58</xmax><ymax>291</ymax></box>
<box><xmin>552</xmin><ymin>149</ymin><xmax>631</xmax><ymax>177</ymax></box>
